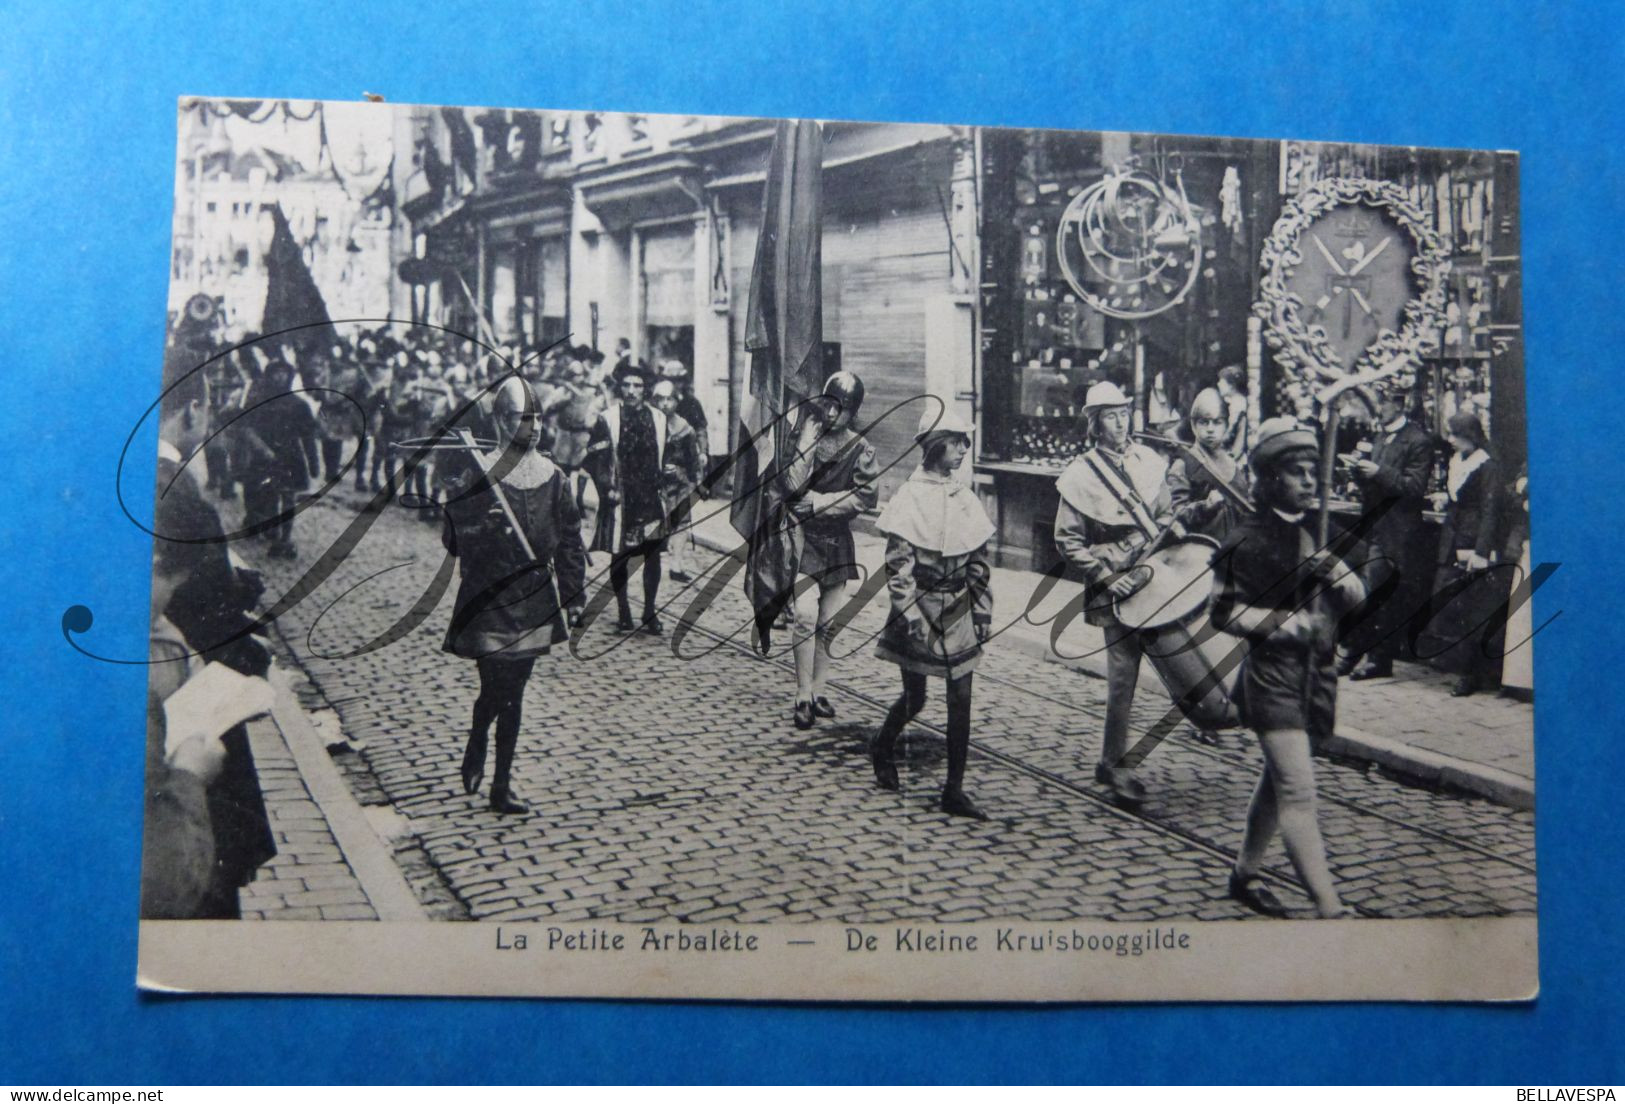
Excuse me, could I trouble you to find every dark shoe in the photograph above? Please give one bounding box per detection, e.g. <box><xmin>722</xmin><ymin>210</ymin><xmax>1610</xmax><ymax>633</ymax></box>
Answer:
<box><xmin>812</xmin><ymin>695</ymin><xmax>836</xmax><ymax>719</ymax></box>
<box><xmin>1450</xmin><ymin>675</ymin><xmax>1480</xmax><ymax>697</ymax></box>
<box><xmin>488</xmin><ymin>793</ymin><xmax>529</xmax><ymax>816</ymax></box>
<box><xmin>793</xmin><ymin>700</ymin><xmax>815</xmax><ymax>730</ymax></box>
<box><xmin>869</xmin><ymin>736</ymin><xmax>899</xmax><ymax>792</ymax></box>
<box><xmin>941</xmin><ymin>786</ymin><xmax>989</xmax><ymax>821</ymax></box>
<box><xmin>1349</xmin><ymin>661</ymin><xmax>1393</xmax><ymax>681</ymax></box>
<box><xmin>640</xmin><ymin>616</ymin><xmax>664</xmax><ymax>636</ymax></box>
<box><xmin>614</xmin><ymin>614</ymin><xmax>636</xmax><ymax>633</ymax></box>
<box><xmin>669</xmin><ymin>569</ymin><xmax>692</xmax><ymax>582</ymax></box>
<box><xmin>1228</xmin><ymin>871</ymin><xmax>1288</xmax><ymax>918</ymax></box>
<box><xmin>1333</xmin><ymin>649</ymin><xmax>1360</xmax><ymax>678</ymax></box>
<box><xmin>1094</xmin><ymin>762</ymin><xmax>1147</xmax><ymax>804</ymax></box>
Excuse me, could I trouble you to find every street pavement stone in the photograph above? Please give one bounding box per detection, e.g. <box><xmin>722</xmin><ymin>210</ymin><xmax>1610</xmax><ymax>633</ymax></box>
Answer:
<box><xmin>231</xmin><ymin>485</ymin><xmax>1536</xmax><ymax>923</ymax></box>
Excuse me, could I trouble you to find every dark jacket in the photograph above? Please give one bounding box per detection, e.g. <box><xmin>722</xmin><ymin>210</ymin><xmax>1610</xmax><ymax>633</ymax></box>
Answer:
<box><xmin>1442</xmin><ymin>451</ymin><xmax>1502</xmax><ymax>560</ymax></box>
<box><xmin>1357</xmin><ymin>418</ymin><xmax>1436</xmax><ymax>556</ymax></box>
<box><xmin>152</xmin><ymin>455</ymin><xmax>277</xmax><ymax>911</ymax></box>
<box><xmin>1210</xmin><ymin>506</ymin><xmax>1340</xmax><ymax>736</ymax></box>
<box><xmin>441</xmin><ymin>453</ymin><xmax>588</xmax><ymax>659</ymax></box>
<box><xmin>1167</xmin><ymin>444</ymin><xmax>1252</xmax><ymax>541</ymax></box>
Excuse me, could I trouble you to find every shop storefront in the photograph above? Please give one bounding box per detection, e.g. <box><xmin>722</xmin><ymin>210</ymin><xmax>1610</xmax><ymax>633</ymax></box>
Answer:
<box><xmin>715</xmin><ymin>124</ymin><xmax>966</xmax><ymax>505</ymax></box>
<box><xmin>974</xmin><ymin>127</ymin><xmax>1278</xmax><ymax>568</ymax></box>
<box><xmin>638</xmin><ymin>219</ymin><xmax>698</xmax><ymax>371</ymax></box>
<box><xmin>972</xmin><ymin>129</ymin><xmax>1523</xmax><ymax>569</ymax></box>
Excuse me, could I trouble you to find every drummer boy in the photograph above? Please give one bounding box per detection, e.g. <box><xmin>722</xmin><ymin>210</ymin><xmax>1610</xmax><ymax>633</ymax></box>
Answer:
<box><xmin>1054</xmin><ymin>382</ymin><xmax>1179</xmax><ymax>804</ymax></box>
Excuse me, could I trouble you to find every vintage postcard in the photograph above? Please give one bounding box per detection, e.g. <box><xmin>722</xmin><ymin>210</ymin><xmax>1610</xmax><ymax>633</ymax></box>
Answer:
<box><xmin>131</xmin><ymin>96</ymin><xmax>1536</xmax><ymax>1001</ymax></box>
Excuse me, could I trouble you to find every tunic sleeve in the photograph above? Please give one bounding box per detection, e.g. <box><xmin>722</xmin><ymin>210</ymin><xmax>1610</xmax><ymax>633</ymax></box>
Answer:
<box><xmin>1149</xmin><ymin>476</ymin><xmax>1174</xmax><ymax>530</ymax></box>
<box><xmin>1053</xmin><ymin>498</ymin><xmax>1109</xmax><ymax>584</ymax></box>
<box><xmin>584</xmin><ymin>416</ymin><xmax>615</xmax><ymax>494</ymax></box>
<box><xmin>1208</xmin><ymin>530</ymin><xmax>1246</xmax><ymax>633</ymax></box>
<box><xmin>551</xmin><ymin>476</ymin><xmax>588</xmax><ymax>610</ymax></box>
<box><xmin>808</xmin><ymin>441</ymin><xmax>880</xmax><ymax>520</ymax></box>
<box><xmin>883</xmin><ymin>534</ymin><xmax>926</xmax><ymax>631</ymax></box>
<box><xmin>968</xmin><ymin>542</ymin><xmax>994</xmax><ymax>626</ymax></box>
<box><xmin>1168</xmin><ymin>458</ymin><xmax>1222</xmax><ymax>531</ymax></box>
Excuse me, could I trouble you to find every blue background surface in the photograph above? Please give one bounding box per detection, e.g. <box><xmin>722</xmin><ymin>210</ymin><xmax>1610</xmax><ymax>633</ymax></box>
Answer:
<box><xmin>2</xmin><ymin>0</ymin><xmax>1621</xmax><ymax>1085</ymax></box>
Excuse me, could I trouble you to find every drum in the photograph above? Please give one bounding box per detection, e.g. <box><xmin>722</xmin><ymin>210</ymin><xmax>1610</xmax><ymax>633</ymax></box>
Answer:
<box><xmin>1139</xmin><ymin>619</ymin><xmax>1239</xmax><ymax>730</ymax></box>
<box><xmin>1115</xmin><ymin>534</ymin><xmax>1238</xmax><ymax>730</ymax></box>
<box><xmin>1112</xmin><ymin>535</ymin><xmax>1219</xmax><ymax>630</ymax></box>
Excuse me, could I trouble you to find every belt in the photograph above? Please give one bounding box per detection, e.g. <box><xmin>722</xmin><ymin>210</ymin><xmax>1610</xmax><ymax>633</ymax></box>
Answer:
<box><xmin>913</xmin><ymin>571</ymin><xmax>968</xmax><ymax>595</ymax></box>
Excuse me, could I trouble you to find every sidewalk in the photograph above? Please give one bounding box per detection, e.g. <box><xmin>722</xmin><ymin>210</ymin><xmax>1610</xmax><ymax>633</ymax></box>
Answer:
<box><xmin>686</xmin><ymin>508</ymin><xmax>1536</xmax><ymax>810</ymax></box>
<box><xmin>235</xmin><ymin>660</ymin><xmax>426</xmax><ymax>921</ymax></box>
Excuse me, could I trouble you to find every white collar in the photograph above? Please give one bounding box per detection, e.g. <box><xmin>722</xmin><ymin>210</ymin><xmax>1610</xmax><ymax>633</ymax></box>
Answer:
<box><xmin>1447</xmin><ymin>448</ymin><xmax>1491</xmax><ymax>500</ymax></box>
<box><xmin>1384</xmin><ymin>415</ymin><xmax>1407</xmax><ymax>434</ymax></box>
<box><xmin>157</xmin><ymin>439</ymin><xmax>183</xmax><ymax>464</ymax></box>
<box><xmin>1272</xmin><ymin>507</ymin><xmax>1306</xmax><ymax>524</ymax></box>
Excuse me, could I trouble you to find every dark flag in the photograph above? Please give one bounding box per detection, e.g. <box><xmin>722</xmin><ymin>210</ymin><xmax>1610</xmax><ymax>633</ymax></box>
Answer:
<box><xmin>441</xmin><ymin>105</ymin><xmax>481</xmax><ymax>191</ymax></box>
<box><xmin>261</xmin><ymin>203</ymin><xmax>333</xmax><ymax>353</ymax></box>
<box><xmin>730</xmin><ymin>118</ymin><xmax>825</xmax><ymax>653</ymax></box>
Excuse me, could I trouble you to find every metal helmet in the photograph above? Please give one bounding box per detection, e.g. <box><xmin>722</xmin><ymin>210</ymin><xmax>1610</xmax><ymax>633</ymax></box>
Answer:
<box><xmin>821</xmin><ymin>370</ymin><xmax>865</xmax><ymax>420</ymax></box>
<box><xmin>492</xmin><ymin>374</ymin><xmax>541</xmax><ymax>420</ymax></box>
<box><xmin>1189</xmin><ymin>387</ymin><xmax>1225</xmax><ymax>422</ymax></box>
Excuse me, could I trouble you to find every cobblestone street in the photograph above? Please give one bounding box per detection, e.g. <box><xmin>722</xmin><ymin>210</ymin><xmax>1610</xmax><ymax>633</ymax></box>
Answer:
<box><xmin>238</xmin><ymin>485</ymin><xmax>1537</xmax><ymax>924</ymax></box>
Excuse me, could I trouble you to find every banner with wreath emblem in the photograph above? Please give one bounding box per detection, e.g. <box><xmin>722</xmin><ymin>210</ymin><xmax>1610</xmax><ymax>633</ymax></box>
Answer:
<box><xmin>1255</xmin><ymin>177</ymin><xmax>1449</xmax><ymax>420</ymax></box>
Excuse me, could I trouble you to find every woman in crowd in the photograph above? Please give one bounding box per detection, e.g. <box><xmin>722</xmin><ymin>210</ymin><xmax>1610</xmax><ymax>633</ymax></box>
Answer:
<box><xmin>1430</xmin><ymin>411</ymin><xmax>1505</xmax><ymax>697</ymax></box>
<box><xmin>868</xmin><ymin>407</ymin><xmax>996</xmax><ymax>820</ymax></box>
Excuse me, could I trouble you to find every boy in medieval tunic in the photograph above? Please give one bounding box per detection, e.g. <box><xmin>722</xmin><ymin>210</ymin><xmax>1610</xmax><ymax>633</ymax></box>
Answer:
<box><xmin>868</xmin><ymin>407</ymin><xmax>994</xmax><ymax>820</ymax></box>
<box><xmin>651</xmin><ymin>378</ymin><xmax>707</xmax><ymax>583</ymax></box>
<box><xmin>1053</xmin><ymin>381</ymin><xmax>1175</xmax><ymax>805</ymax></box>
<box><xmin>1167</xmin><ymin>387</ymin><xmax>1253</xmax><ymax>541</ymax></box>
<box><xmin>441</xmin><ymin>375</ymin><xmax>588</xmax><ymax>816</ymax></box>
<box><xmin>585</xmin><ymin>360</ymin><xmax>673</xmax><ymax>634</ymax></box>
<box><xmin>1209</xmin><ymin>417</ymin><xmax>1365</xmax><ymax>917</ymax></box>
<box><xmin>780</xmin><ymin>370</ymin><xmax>880</xmax><ymax>729</ymax></box>
<box><xmin>544</xmin><ymin>355</ymin><xmax>607</xmax><ymax>554</ymax></box>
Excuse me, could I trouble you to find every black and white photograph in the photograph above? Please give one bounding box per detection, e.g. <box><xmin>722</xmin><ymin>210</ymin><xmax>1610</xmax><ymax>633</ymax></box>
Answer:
<box><xmin>136</xmin><ymin>96</ymin><xmax>1537</xmax><ymax>1001</ymax></box>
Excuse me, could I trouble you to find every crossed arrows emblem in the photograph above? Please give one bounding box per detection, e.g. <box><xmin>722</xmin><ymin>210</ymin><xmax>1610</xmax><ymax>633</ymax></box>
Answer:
<box><xmin>1309</xmin><ymin>232</ymin><xmax>1391</xmax><ymax>340</ymax></box>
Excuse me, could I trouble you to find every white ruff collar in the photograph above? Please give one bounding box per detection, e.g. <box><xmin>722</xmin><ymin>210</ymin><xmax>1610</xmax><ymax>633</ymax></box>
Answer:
<box><xmin>1447</xmin><ymin>448</ymin><xmax>1490</xmax><ymax>501</ymax></box>
<box><xmin>484</xmin><ymin>449</ymin><xmax>557</xmax><ymax>490</ymax></box>
<box><xmin>875</xmin><ymin>469</ymin><xmax>994</xmax><ymax>556</ymax></box>
<box><xmin>1054</xmin><ymin>443</ymin><xmax>1168</xmax><ymax>527</ymax></box>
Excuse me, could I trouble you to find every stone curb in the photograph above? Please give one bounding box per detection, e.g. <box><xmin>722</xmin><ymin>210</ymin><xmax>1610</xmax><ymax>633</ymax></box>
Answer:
<box><xmin>266</xmin><ymin>665</ymin><xmax>428</xmax><ymax>920</ymax></box>
<box><xmin>689</xmin><ymin>526</ymin><xmax>1535</xmax><ymax>812</ymax></box>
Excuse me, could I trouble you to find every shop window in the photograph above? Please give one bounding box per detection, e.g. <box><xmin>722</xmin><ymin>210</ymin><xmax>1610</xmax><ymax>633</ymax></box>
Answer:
<box><xmin>488</xmin><ymin>245</ymin><xmax>518</xmax><ymax>342</ymax></box>
<box><xmin>641</xmin><ymin>225</ymin><xmax>696</xmax><ymax>370</ymax></box>
<box><xmin>537</xmin><ymin>236</ymin><xmax>568</xmax><ymax>344</ymax></box>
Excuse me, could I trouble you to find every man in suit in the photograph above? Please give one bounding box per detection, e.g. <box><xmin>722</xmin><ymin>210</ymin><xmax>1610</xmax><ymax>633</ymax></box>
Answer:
<box><xmin>1340</xmin><ymin>384</ymin><xmax>1438</xmax><ymax>680</ymax></box>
